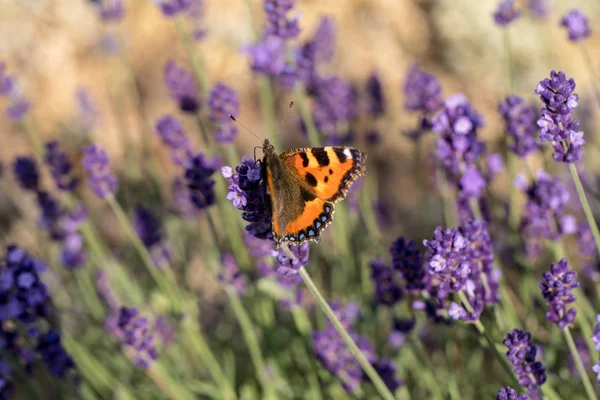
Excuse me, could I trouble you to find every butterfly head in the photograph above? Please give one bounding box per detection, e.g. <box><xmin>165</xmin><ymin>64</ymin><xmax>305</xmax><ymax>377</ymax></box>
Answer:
<box><xmin>263</xmin><ymin>139</ymin><xmax>276</xmax><ymax>156</ymax></box>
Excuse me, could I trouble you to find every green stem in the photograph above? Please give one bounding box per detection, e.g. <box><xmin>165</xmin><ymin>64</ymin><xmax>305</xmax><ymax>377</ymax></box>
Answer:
<box><xmin>569</xmin><ymin>164</ymin><xmax>600</xmax><ymax>255</ymax></box>
<box><xmin>226</xmin><ymin>289</ymin><xmax>277</xmax><ymax>400</ymax></box>
<box><xmin>294</xmin><ymin>83</ymin><xmax>320</xmax><ymax>147</ymax></box>
<box><xmin>291</xmin><ymin>257</ymin><xmax>395</xmax><ymax>400</ymax></box>
<box><xmin>564</xmin><ymin>327</ymin><xmax>598</xmax><ymax>400</ymax></box>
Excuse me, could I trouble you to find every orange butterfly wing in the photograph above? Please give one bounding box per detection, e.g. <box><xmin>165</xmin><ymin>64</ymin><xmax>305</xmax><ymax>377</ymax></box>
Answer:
<box><xmin>278</xmin><ymin>147</ymin><xmax>367</xmax><ymax>202</ymax></box>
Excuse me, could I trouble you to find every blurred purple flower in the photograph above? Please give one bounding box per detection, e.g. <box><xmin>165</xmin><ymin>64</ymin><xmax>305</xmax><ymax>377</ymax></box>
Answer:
<box><xmin>390</xmin><ymin>237</ymin><xmax>425</xmax><ymax>293</ymax></box>
<box><xmin>459</xmin><ymin>166</ymin><xmax>485</xmax><ymax>199</ymax></box>
<box><xmin>95</xmin><ymin>0</ymin><xmax>125</xmax><ymax>21</ymax></box>
<box><xmin>366</xmin><ymin>72</ymin><xmax>385</xmax><ymax>117</ymax></box>
<box><xmin>372</xmin><ymin>359</ymin><xmax>403</xmax><ymax>392</ymax></box>
<box><xmin>107</xmin><ymin>307</ymin><xmax>159</xmax><ymax>369</ymax></box>
<box><xmin>5</xmin><ymin>98</ymin><xmax>31</xmax><ymax>121</ymax></box>
<box><xmin>503</xmin><ymin>329</ymin><xmax>546</xmax><ymax>392</ymax></box>
<box><xmin>59</xmin><ymin>204</ymin><xmax>88</xmax><ymax>269</ymax></box>
<box><xmin>0</xmin><ymin>359</ymin><xmax>12</xmax><ymax>399</ymax></box>
<box><xmin>217</xmin><ymin>253</ymin><xmax>247</xmax><ymax>295</ymax></box>
<box><xmin>423</xmin><ymin>226</ymin><xmax>470</xmax><ymax>292</ymax></box>
<box><xmin>156</xmin><ymin>0</ymin><xmax>194</xmax><ymax>16</ymax></box>
<box><xmin>312</xmin><ymin>76</ymin><xmax>356</xmax><ymax>138</ymax></box>
<box><xmin>155</xmin><ymin>115</ymin><xmax>193</xmax><ymax>167</ymax></box>
<box><xmin>497</xmin><ymin>387</ymin><xmax>529</xmax><ymax>400</ymax></box>
<box><xmin>593</xmin><ymin>359</ymin><xmax>600</xmax><ymax>382</ymax></box>
<box><xmin>527</xmin><ymin>0</ymin><xmax>549</xmax><ymax>20</ymax></box>
<box><xmin>164</xmin><ymin>60</ymin><xmax>200</xmax><ymax>113</ymax></box>
<box><xmin>171</xmin><ymin>177</ymin><xmax>198</xmax><ymax>217</ymax></box>
<box><xmin>12</xmin><ymin>156</ymin><xmax>39</xmax><ymax>191</ymax></box>
<box><xmin>223</xmin><ymin>158</ymin><xmax>272</xmax><ymax>240</ymax></box>
<box><xmin>75</xmin><ymin>88</ymin><xmax>98</xmax><ymax>133</ymax></box>
<box><xmin>264</xmin><ymin>0</ymin><xmax>300</xmax><ymax>39</ymax></box>
<box><xmin>493</xmin><ymin>0</ymin><xmax>521</xmax><ymax>26</ymax></box>
<box><xmin>0</xmin><ymin>63</ymin><xmax>31</xmax><ymax>122</ymax></box>
<box><xmin>36</xmin><ymin>191</ymin><xmax>64</xmax><ymax>240</ymax></box>
<box><xmin>560</xmin><ymin>10</ymin><xmax>591</xmax><ymax>42</ymax></box>
<box><xmin>82</xmin><ymin>144</ymin><xmax>118</xmax><ymax>199</ymax></box>
<box><xmin>370</xmin><ymin>258</ymin><xmax>403</xmax><ymax>307</ymax></box>
<box><xmin>134</xmin><ymin>206</ymin><xmax>171</xmax><ymax>268</ymax></box>
<box><xmin>540</xmin><ymin>259</ymin><xmax>578</xmax><ymax>328</ymax></box>
<box><xmin>184</xmin><ymin>153</ymin><xmax>216</xmax><ymax>210</ymax></box>
<box><xmin>208</xmin><ymin>83</ymin><xmax>239</xmax><ymax>143</ymax></box>
<box><xmin>246</xmin><ymin>36</ymin><xmax>287</xmax><ymax>76</ymax></box>
<box><xmin>403</xmin><ymin>64</ymin><xmax>443</xmax><ymax>113</ymax></box>
<box><xmin>498</xmin><ymin>95</ymin><xmax>540</xmax><ymax>157</ymax></box>
<box><xmin>45</xmin><ymin>141</ymin><xmax>79</xmax><ymax>192</ymax></box>
<box><xmin>578</xmin><ymin>223</ymin><xmax>596</xmax><ymax>258</ymax></box>
<box><xmin>96</xmin><ymin>271</ymin><xmax>118</xmax><ymax>311</ymax></box>
<box><xmin>36</xmin><ymin>330</ymin><xmax>77</xmax><ymax>378</ymax></box>
<box><xmin>535</xmin><ymin>70</ymin><xmax>584</xmax><ymax>163</ymax></box>
<box><xmin>245</xmin><ymin>234</ymin><xmax>277</xmax><ymax>259</ymax></box>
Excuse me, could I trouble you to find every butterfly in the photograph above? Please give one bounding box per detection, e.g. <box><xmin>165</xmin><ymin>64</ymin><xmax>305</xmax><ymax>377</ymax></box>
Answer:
<box><xmin>262</xmin><ymin>139</ymin><xmax>367</xmax><ymax>248</ymax></box>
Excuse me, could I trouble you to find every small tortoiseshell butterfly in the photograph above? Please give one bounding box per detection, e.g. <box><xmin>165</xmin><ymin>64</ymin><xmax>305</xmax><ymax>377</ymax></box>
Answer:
<box><xmin>262</xmin><ymin>139</ymin><xmax>366</xmax><ymax>248</ymax></box>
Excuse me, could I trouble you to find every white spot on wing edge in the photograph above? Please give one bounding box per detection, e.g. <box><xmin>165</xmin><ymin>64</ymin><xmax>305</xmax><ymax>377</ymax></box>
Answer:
<box><xmin>343</xmin><ymin>148</ymin><xmax>353</xmax><ymax>159</ymax></box>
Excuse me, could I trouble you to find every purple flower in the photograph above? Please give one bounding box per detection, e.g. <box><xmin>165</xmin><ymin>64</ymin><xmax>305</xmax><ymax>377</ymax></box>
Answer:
<box><xmin>370</xmin><ymin>259</ymin><xmax>403</xmax><ymax>306</ymax></box>
<box><xmin>96</xmin><ymin>271</ymin><xmax>118</xmax><ymax>311</ymax></box>
<box><xmin>403</xmin><ymin>65</ymin><xmax>443</xmax><ymax>113</ymax></box>
<box><xmin>264</xmin><ymin>0</ymin><xmax>300</xmax><ymax>39</ymax></box>
<box><xmin>82</xmin><ymin>144</ymin><xmax>118</xmax><ymax>198</ymax></box>
<box><xmin>134</xmin><ymin>206</ymin><xmax>171</xmax><ymax>268</ymax></box>
<box><xmin>223</xmin><ymin>158</ymin><xmax>272</xmax><ymax>240</ymax></box>
<box><xmin>372</xmin><ymin>359</ymin><xmax>403</xmax><ymax>392</ymax></box>
<box><xmin>593</xmin><ymin>315</ymin><xmax>600</xmax><ymax>350</ymax></box>
<box><xmin>459</xmin><ymin>166</ymin><xmax>485</xmax><ymax>199</ymax></box>
<box><xmin>36</xmin><ymin>191</ymin><xmax>64</xmax><ymax>240</ymax></box>
<box><xmin>75</xmin><ymin>88</ymin><xmax>98</xmax><ymax>133</ymax></box>
<box><xmin>107</xmin><ymin>307</ymin><xmax>159</xmax><ymax>369</ymax></box>
<box><xmin>493</xmin><ymin>0</ymin><xmax>521</xmax><ymax>26</ymax></box>
<box><xmin>560</xmin><ymin>10</ymin><xmax>591</xmax><ymax>42</ymax></box>
<box><xmin>95</xmin><ymin>0</ymin><xmax>125</xmax><ymax>21</ymax></box>
<box><xmin>246</xmin><ymin>36</ymin><xmax>287</xmax><ymax>76</ymax></box>
<box><xmin>208</xmin><ymin>83</ymin><xmax>239</xmax><ymax>122</ymax></box>
<box><xmin>527</xmin><ymin>0</ymin><xmax>549</xmax><ymax>20</ymax></box>
<box><xmin>156</xmin><ymin>0</ymin><xmax>195</xmax><ymax>17</ymax></box>
<box><xmin>44</xmin><ymin>141</ymin><xmax>79</xmax><ymax>192</ymax></box>
<box><xmin>593</xmin><ymin>359</ymin><xmax>600</xmax><ymax>382</ymax></box>
<box><xmin>423</xmin><ymin>227</ymin><xmax>470</xmax><ymax>292</ymax></box>
<box><xmin>519</xmin><ymin>170</ymin><xmax>573</xmax><ymax>246</ymax></box>
<box><xmin>5</xmin><ymin>98</ymin><xmax>30</xmax><ymax>121</ymax></box>
<box><xmin>155</xmin><ymin>115</ymin><xmax>193</xmax><ymax>167</ymax></box>
<box><xmin>497</xmin><ymin>387</ymin><xmax>529</xmax><ymax>400</ymax></box>
<box><xmin>312</xmin><ymin>76</ymin><xmax>356</xmax><ymax>138</ymax></box>
<box><xmin>59</xmin><ymin>204</ymin><xmax>88</xmax><ymax>269</ymax></box>
<box><xmin>0</xmin><ymin>359</ymin><xmax>12</xmax><ymax>399</ymax></box>
<box><xmin>12</xmin><ymin>156</ymin><xmax>39</xmax><ymax>191</ymax></box>
<box><xmin>498</xmin><ymin>96</ymin><xmax>541</xmax><ymax>157</ymax></box>
<box><xmin>0</xmin><ymin>64</ymin><xmax>30</xmax><ymax>122</ymax></box>
<box><xmin>540</xmin><ymin>259</ymin><xmax>578</xmax><ymax>328</ymax></box>
<box><xmin>275</xmin><ymin>242</ymin><xmax>309</xmax><ymax>284</ymax></box>
<box><xmin>164</xmin><ymin>60</ymin><xmax>200</xmax><ymax>113</ymax></box>
<box><xmin>535</xmin><ymin>70</ymin><xmax>584</xmax><ymax>163</ymax></box>
<box><xmin>0</xmin><ymin>245</ymin><xmax>50</xmax><ymax>324</ymax></box>
<box><xmin>171</xmin><ymin>177</ymin><xmax>198</xmax><ymax>217</ymax></box>
<box><xmin>503</xmin><ymin>329</ymin><xmax>547</xmax><ymax>392</ymax></box>
<box><xmin>217</xmin><ymin>253</ymin><xmax>247</xmax><ymax>295</ymax></box>
<box><xmin>312</xmin><ymin>302</ymin><xmax>376</xmax><ymax>393</ymax></box>
<box><xmin>36</xmin><ymin>330</ymin><xmax>76</xmax><ymax>378</ymax></box>
<box><xmin>310</xmin><ymin>17</ymin><xmax>335</xmax><ymax>64</ymax></box>
<box><xmin>578</xmin><ymin>223</ymin><xmax>596</xmax><ymax>258</ymax></box>
<box><xmin>184</xmin><ymin>153</ymin><xmax>216</xmax><ymax>210</ymax></box>
<box><xmin>366</xmin><ymin>73</ymin><xmax>385</xmax><ymax>117</ymax></box>
<box><xmin>390</xmin><ymin>237</ymin><xmax>425</xmax><ymax>293</ymax></box>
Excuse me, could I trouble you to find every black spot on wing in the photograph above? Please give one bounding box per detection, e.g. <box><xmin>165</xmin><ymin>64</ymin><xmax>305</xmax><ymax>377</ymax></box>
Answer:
<box><xmin>334</xmin><ymin>148</ymin><xmax>347</xmax><ymax>163</ymax></box>
<box><xmin>305</xmin><ymin>172</ymin><xmax>318</xmax><ymax>187</ymax></box>
<box><xmin>329</xmin><ymin>169</ymin><xmax>333</xmax><ymax>175</ymax></box>
<box><xmin>313</xmin><ymin>149</ymin><xmax>330</xmax><ymax>167</ymax></box>
<box><xmin>299</xmin><ymin>152</ymin><xmax>309</xmax><ymax>167</ymax></box>
<box><xmin>301</xmin><ymin>187</ymin><xmax>316</xmax><ymax>202</ymax></box>
<box><xmin>324</xmin><ymin>176</ymin><xmax>329</xmax><ymax>183</ymax></box>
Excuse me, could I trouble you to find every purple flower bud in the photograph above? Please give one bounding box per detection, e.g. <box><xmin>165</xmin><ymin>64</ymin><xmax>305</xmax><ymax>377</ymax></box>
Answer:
<box><xmin>95</xmin><ymin>0</ymin><xmax>125</xmax><ymax>21</ymax></box>
<box><xmin>497</xmin><ymin>387</ymin><xmax>529</xmax><ymax>400</ymax></box>
<box><xmin>540</xmin><ymin>259</ymin><xmax>578</xmax><ymax>328</ymax></box>
<box><xmin>82</xmin><ymin>144</ymin><xmax>117</xmax><ymax>199</ymax></box>
<box><xmin>503</xmin><ymin>329</ymin><xmax>546</xmax><ymax>392</ymax></box>
<box><xmin>157</xmin><ymin>0</ymin><xmax>195</xmax><ymax>17</ymax></box>
<box><xmin>390</xmin><ymin>237</ymin><xmax>425</xmax><ymax>293</ymax></box>
<box><xmin>527</xmin><ymin>0</ymin><xmax>549</xmax><ymax>19</ymax></box>
<box><xmin>36</xmin><ymin>330</ymin><xmax>76</xmax><ymax>378</ymax></box>
<box><xmin>44</xmin><ymin>141</ymin><xmax>79</xmax><ymax>192</ymax></box>
<box><xmin>313</xmin><ymin>76</ymin><xmax>356</xmax><ymax>137</ymax></box>
<box><xmin>246</xmin><ymin>36</ymin><xmax>287</xmax><ymax>77</ymax></box>
<box><xmin>164</xmin><ymin>60</ymin><xmax>200</xmax><ymax>113</ymax></box>
<box><xmin>403</xmin><ymin>65</ymin><xmax>443</xmax><ymax>113</ymax></box>
<box><xmin>275</xmin><ymin>242</ymin><xmax>309</xmax><ymax>284</ymax></box>
<box><xmin>366</xmin><ymin>73</ymin><xmax>385</xmax><ymax>117</ymax></box>
<box><xmin>12</xmin><ymin>157</ymin><xmax>39</xmax><ymax>191</ymax></box>
<box><xmin>560</xmin><ymin>9</ymin><xmax>591</xmax><ymax>42</ymax></box>
<box><xmin>498</xmin><ymin>96</ymin><xmax>541</xmax><ymax>157</ymax></box>
<box><xmin>459</xmin><ymin>166</ymin><xmax>485</xmax><ymax>199</ymax></box>
<box><xmin>107</xmin><ymin>307</ymin><xmax>159</xmax><ymax>369</ymax></box>
<box><xmin>264</xmin><ymin>0</ymin><xmax>300</xmax><ymax>39</ymax></box>
<box><xmin>208</xmin><ymin>84</ymin><xmax>240</xmax><ymax>142</ymax></box>
<box><xmin>493</xmin><ymin>0</ymin><xmax>521</xmax><ymax>26</ymax></box>
<box><xmin>134</xmin><ymin>206</ymin><xmax>171</xmax><ymax>268</ymax></box>
<box><xmin>370</xmin><ymin>259</ymin><xmax>403</xmax><ymax>307</ymax></box>
<box><xmin>184</xmin><ymin>153</ymin><xmax>216</xmax><ymax>210</ymax></box>
<box><xmin>217</xmin><ymin>253</ymin><xmax>247</xmax><ymax>295</ymax></box>
<box><xmin>155</xmin><ymin>115</ymin><xmax>193</xmax><ymax>167</ymax></box>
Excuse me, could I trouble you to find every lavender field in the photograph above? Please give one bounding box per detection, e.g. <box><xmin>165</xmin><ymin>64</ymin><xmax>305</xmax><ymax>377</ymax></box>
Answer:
<box><xmin>2</xmin><ymin>0</ymin><xmax>600</xmax><ymax>399</ymax></box>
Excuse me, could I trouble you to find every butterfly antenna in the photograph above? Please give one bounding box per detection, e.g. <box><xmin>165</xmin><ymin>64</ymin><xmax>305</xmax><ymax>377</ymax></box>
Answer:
<box><xmin>276</xmin><ymin>101</ymin><xmax>294</xmax><ymax>138</ymax></box>
<box><xmin>229</xmin><ymin>114</ymin><xmax>261</xmax><ymax>141</ymax></box>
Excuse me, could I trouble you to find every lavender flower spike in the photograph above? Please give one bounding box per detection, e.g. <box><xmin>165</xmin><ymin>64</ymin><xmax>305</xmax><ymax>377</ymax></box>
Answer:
<box><xmin>106</xmin><ymin>307</ymin><xmax>159</xmax><ymax>369</ymax></box>
<box><xmin>82</xmin><ymin>144</ymin><xmax>118</xmax><ymax>198</ymax></box>
<box><xmin>45</xmin><ymin>141</ymin><xmax>79</xmax><ymax>192</ymax></box>
<box><xmin>503</xmin><ymin>329</ymin><xmax>547</xmax><ymax>392</ymax></box>
<box><xmin>184</xmin><ymin>153</ymin><xmax>216</xmax><ymax>210</ymax></box>
<box><xmin>264</xmin><ymin>0</ymin><xmax>300</xmax><ymax>39</ymax></box>
<box><xmin>539</xmin><ymin>259</ymin><xmax>578</xmax><ymax>328</ymax></box>
<box><xmin>497</xmin><ymin>387</ymin><xmax>529</xmax><ymax>400</ymax></box>
<box><xmin>535</xmin><ymin>70</ymin><xmax>584</xmax><ymax>163</ymax></box>
<box><xmin>560</xmin><ymin>10</ymin><xmax>591</xmax><ymax>42</ymax></box>
<box><xmin>164</xmin><ymin>60</ymin><xmax>200</xmax><ymax>113</ymax></box>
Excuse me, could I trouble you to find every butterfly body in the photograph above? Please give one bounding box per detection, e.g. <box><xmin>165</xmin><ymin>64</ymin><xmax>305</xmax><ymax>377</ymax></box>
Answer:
<box><xmin>262</xmin><ymin>139</ymin><xmax>366</xmax><ymax>248</ymax></box>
